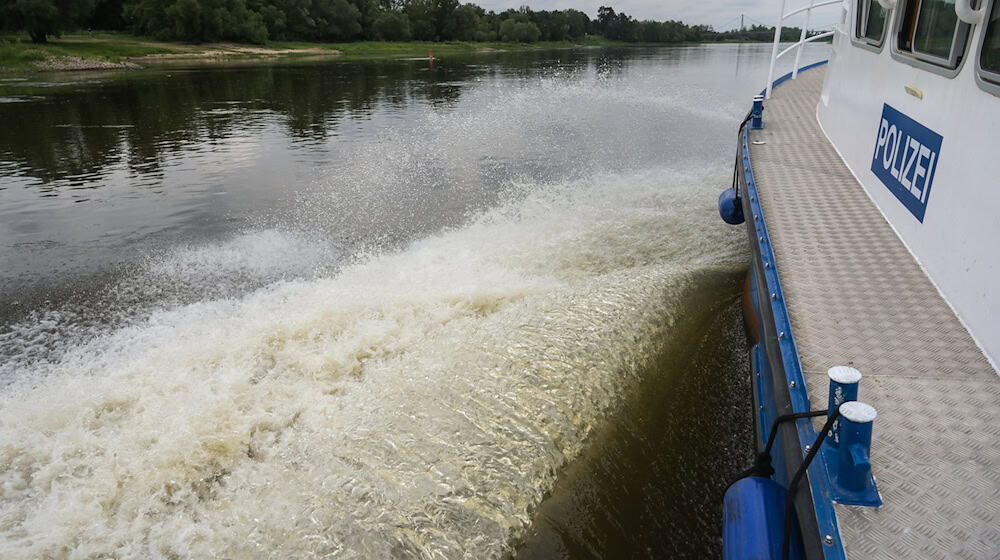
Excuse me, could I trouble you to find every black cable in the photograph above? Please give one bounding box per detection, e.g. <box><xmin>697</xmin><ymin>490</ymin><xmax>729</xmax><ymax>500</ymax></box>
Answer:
<box><xmin>724</xmin><ymin>409</ymin><xmax>829</xmax><ymax>494</ymax></box>
<box><xmin>731</xmin><ymin>152</ymin><xmax>740</xmax><ymax>194</ymax></box>
<box><xmin>732</xmin><ymin>113</ymin><xmax>754</xmax><ymax>199</ymax></box>
<box><xmin>781</xmin><ymin>409</ymin><xmax>841</xmax><ymax>560</ymax></box>
<box><xmin>764</xmin><ymin>410</ymin><xmax>828</xmax><ymax>458</ymax></box>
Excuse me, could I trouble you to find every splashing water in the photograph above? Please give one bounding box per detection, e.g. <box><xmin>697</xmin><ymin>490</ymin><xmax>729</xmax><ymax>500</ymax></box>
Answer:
<box><xmin>0</xmin><ymin>45</ymin><xmax>824</xmax><ymax>558</ymax></box>
<box><xmin>0</xmin><ymin>164</ymin><xmax>746</xmax><ymax>557</ymax></box>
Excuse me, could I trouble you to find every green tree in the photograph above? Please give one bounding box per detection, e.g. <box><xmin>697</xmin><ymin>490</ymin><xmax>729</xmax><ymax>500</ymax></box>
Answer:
<box><xmin>595</xmin><ymin>5</ymin><xmax>615</xmax><ymax>36</ymax></box>
<box><xmin>311</xmin><ymin>0</ymin><xmax>362</xmax><ymax>41</ymax></box>
<box><xmin>499</xmin><ymin>18</ymin><xmax>538</xmax><ymax>42</ymax></box>
<box><xmin>445</xmin><ymin>3</ymin><xmax>481</xmax><ymax>41</ymax></box>
<box><xmin>349</xmin><ymin>0</ymin><xmax>380</xmax><ymax>39</ymax></box>
<box><xmin>405</xmin><ymin>0</ymin><xmax>435</xmax><ymax>40</ymax></box>
<box><xmin>431</xmin><ymin>0</ymin><xmax>458</xmax><ymax>39</ymax></box>
<box><xmin>530</xmin><ymin>9</ymin><xmax>570</xmax><ymax>41</ymax></box>
<box><xmin>565</xmin><ymin>9</ymin><xmax>588</xmax><ymax>39</ymax></box>
<box><xmin>266</xmin><ymin>0</ymin><xmax>313</xmax><ymax>40</ymax></box>
<box><xmin>372</xmin><ymin>10</ymin><xmax>411</xmax><ymax>40</ymax></box>
<box><xmin>4</xmin><ymin>1</ymin><xmax>799</xmax><ymax>47</ymax></box>
<box><xmin>1</xmin><ymin>0</ymin><xmax>96</xmax><ymax>43</ymax></box>
<box><xmin>255</xmin><ymin>3</ymin><xmax>287</xmax><ymax>40</ymax></box>
<box><xmin>164</xmin><ymin>0</ymin><xmax>202</xmax><ymax>39</ymax></box>
<box><xmin>124</xmin><ymin>0</ymin><xmax>268</xmax><ymax>43</ymax></box>
<box><xmin>88</xmin><ymin>0</ymin><xmax>127</xmax><ymax>30</ymax></box>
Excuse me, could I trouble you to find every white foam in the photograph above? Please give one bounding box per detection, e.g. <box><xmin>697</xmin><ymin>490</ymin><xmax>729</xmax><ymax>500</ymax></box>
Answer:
<box><xmin>0</xmin><ymin>168</ymin><xmax>746</xmax><ymax>558</ymax></box>
<box><xmin>148</xmin><ymin>229</ymin><xmax>335</xmax><ymax>281</ymax></box>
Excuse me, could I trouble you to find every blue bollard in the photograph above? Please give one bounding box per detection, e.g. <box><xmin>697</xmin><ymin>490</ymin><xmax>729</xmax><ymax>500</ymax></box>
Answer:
<box><xmin>750</xmin><ymin>95</ymin><xmax>765</xmax><ymax>130</ymax></box>
<box><xmin>836</xmin><ymin>401</ymin><xmax>877</xmax><ymax>492</ymax></box>
<box><xmin>826</xmin><ymin>366</ymin><xmax>862</xmax><ymax>449</ymax></box>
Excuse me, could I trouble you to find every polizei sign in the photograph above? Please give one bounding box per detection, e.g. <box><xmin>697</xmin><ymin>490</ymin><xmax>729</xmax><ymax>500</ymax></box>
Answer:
<box><xmin>871</xmin><ymin>104</ymin><xmax>943</xmax><ymax>223</ymax></box>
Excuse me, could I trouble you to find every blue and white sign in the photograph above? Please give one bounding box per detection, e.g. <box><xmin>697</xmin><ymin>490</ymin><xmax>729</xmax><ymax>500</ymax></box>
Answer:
<box><xmin>871</xmin><ymin>104</ymin><xmax>943</xmax><ymax>223</ymax></box>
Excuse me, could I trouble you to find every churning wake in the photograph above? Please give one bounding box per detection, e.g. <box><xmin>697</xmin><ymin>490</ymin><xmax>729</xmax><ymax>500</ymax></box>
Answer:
<box><xmin>0</xmin><ymin>168</ymin><xmax>745</xmax><ymax>559</ymax></box>
<box><xmin>0</xmin><ymin>63</ymin><xmax>750</xmax><ymax>559</ymax></box>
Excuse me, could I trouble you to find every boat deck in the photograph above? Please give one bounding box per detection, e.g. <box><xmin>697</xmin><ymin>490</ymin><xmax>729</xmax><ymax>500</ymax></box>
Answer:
<box><xmin>748</xmin><ymin>67</ymin><xmax>1000</xmax><ymax>559</ymax></box>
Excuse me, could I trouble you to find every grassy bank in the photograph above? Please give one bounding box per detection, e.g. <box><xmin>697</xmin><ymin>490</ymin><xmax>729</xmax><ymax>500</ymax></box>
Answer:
<box><xmin>0</xmin><ymin>33</ymin><xmax>627</xmax><ymax>73</ymax></box>
<box><xmin>0</xmin><ymin>34</ymin><xmax>182</xmax><ymax>70</ymax></box>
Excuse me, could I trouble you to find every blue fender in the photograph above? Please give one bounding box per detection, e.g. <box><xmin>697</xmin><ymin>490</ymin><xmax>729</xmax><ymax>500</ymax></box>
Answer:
<box><xmin>718</xmin><ymin>187</ymin><xmax>745</xmax><ymax>225</ymax></box>
<box><xmin>723</xmin><ymin>477</ymin><xmax>803</xmax><ymax>560</ymax></box>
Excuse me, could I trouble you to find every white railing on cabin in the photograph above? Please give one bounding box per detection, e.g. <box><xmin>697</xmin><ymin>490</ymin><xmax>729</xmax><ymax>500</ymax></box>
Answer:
<box><xmin>764</xmin><ymin>0</ymin><xmax>839</xmax><ymax>98</ymax></box>
<box><xmin>955</xmin><ymin>0</ymin><xmax>987</xmax><ymax>24</ymax></box>
<box><xmin>763</xmin><ymin>0</ymin><xmax>985</xmax><ymax>96</ymax></box>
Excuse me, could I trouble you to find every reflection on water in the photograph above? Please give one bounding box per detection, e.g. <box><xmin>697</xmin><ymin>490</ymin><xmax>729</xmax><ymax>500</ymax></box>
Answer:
<box><xmin>1</xmin><ymin>62</ymin><xmax>457</xmax><ymax>186</ymax></box>
<box><xmin>0</xmin><ymin>43</ymin><xmax>829</xmax><ymax>559</ymax></box>
<box><xmin>0</xmin><ymin>50</ymin><xmax>610</xmax><ymax>192</ymax></box>
<box><xmin>0</xmin><ymin>49</ymin><xmax>648</xmax><ymax>324</ymax></box>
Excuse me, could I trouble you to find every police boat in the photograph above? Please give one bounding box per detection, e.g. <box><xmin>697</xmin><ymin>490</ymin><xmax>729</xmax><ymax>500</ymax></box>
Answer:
<box><xmin>718</xmin><ymin>0</ymin><xmax>1000</xmax><ymax>558</ymax></box>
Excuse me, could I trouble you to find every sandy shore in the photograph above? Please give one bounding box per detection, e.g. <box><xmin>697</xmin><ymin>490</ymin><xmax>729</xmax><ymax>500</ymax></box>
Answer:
<box><xmin>28</xmin><ymin>43</ymin><xmax>340</xmax><ymax>72</ymax></box>
<box><xmin>135</xmin><ymin>44</ymin><xmax>338</xmax><ymax>60</ymax></box>
<box><xmin>33</xmin><ymin>56</ymin><xmax>142</xmax><ymax>71</ymax></box>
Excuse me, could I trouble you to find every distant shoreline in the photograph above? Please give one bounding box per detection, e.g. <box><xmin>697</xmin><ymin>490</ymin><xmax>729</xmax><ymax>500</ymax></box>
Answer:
<box><xmin>0</xmin><ymin>33</ymin><xmax>788</xmax><ymax>74</ymax></box>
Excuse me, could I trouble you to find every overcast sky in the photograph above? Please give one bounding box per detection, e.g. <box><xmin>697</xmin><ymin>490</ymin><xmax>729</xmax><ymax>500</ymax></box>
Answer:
<box><xmin>473</xmin><ymin>0</ymin><xmax>843</xmax><ymax>31</ymax></box>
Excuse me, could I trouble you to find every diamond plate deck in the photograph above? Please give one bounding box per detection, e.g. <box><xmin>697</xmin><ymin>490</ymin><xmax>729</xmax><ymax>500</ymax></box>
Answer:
<box><xmin>749</xmin><ymin>67</ymin><xmax>1000</xmax><ymax>559</ymax></box>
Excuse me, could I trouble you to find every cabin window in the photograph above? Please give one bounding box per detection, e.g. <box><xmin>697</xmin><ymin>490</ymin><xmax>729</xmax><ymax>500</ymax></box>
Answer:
<box><xmin>981</xmin><ymin>0</ymin><xmax>1000</xmax><ymax>80</ymax></box>
<box><xmin>897</xmin><ymin>0</ymin><xmax>972</xmax><ymax>68</ymax></box>
<box><xmin>858</xmin><ymin>0</ymin><xmax>890</xmax><ymax>45</ymax></box>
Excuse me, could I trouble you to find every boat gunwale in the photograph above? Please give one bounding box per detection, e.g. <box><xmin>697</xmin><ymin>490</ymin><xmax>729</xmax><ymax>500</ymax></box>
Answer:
<box><xmin>737</xmin><ymin>60</ymin><xmax>848</xmax><ymax>560</ymax></box>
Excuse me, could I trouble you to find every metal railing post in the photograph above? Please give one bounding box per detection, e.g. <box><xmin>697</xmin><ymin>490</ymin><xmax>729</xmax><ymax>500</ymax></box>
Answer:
<box><xmin>793</xmin><ymin>0</ymin><xmax>815</xmax><ymax>79</ymax></box>
<box><xmin>765</xmin><ymin>0</ymin><xmax>788</xmax><ymax>99</ymax></box>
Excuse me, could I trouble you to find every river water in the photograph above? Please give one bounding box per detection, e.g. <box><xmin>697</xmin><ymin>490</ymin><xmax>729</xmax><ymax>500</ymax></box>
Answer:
<box><xmin>0</xmin><ymin>44</ymin><xmax>828</xmax><ymax>558</ymax></box>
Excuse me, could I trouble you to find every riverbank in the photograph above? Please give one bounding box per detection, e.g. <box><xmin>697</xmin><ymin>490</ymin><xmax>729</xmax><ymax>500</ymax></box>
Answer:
<box><xmin>0</xmin><ymin>33</ymin><xmax>628</xmax><ymax>73</ymax></box>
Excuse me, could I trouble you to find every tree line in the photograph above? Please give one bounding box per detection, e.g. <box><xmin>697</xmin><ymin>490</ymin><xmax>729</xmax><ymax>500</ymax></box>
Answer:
<box><xmin>1</xmin><ymin>0</ymin><xmax>817</xmax><ymax>46</ymax></box>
